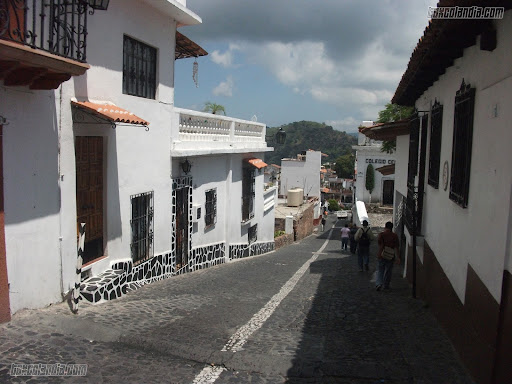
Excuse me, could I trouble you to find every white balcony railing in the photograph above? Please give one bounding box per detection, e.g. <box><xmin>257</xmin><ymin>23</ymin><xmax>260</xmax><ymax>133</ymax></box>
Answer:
<box><xmin>172</xmin><ymin>108</ymin><xmax>269</xmax><ymax>156</ymax></box>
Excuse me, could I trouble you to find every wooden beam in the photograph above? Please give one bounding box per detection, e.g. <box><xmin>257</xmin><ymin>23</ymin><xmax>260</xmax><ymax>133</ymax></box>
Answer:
<box><xmin>3</xmin><ymin>67</ymin><xmax>47</xmax><ymax>86</ymax></box>
<box><xmin>30</xmin><ymin>73</ymin><xmax>72</xmax><ymax>90</ymax></box>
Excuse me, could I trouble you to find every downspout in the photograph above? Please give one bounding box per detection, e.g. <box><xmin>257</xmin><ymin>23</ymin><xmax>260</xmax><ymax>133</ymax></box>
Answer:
<box><xmin>57</xmin><ymin>85</ymin><xmax>65</xmax><ymax>298</ymax></box>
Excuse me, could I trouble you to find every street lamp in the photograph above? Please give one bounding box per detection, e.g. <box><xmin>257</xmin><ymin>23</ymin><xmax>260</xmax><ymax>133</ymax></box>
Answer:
<box><xmin>266</xmin><ymin>127</ymin><xmax>286</xmax><ymax>145</ymax></box>
<box><xmin>180</xmin><ymin>159</ymin><xmax>192</xmax><ymax>175</ymax></box>
<box><xmin>88</xmin><ymin>0</ymin><xmax>110</xmax><ymax>10</ymax></box>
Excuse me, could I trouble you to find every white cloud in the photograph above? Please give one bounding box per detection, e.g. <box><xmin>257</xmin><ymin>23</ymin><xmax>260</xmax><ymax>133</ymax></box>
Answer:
<box><xmin>325</xmin><ymin>117</ymin><xmax>360</xmax><ymax>133</ymax></box>
<box><xmin>213</xmin><ymin>76</ymin><xmax>234</xmax><ymax>97</ymax></box>
<box><xmin>210</xmin><ymin>44</ymin><xmax>241</xmax><ymax>68</ymax></box>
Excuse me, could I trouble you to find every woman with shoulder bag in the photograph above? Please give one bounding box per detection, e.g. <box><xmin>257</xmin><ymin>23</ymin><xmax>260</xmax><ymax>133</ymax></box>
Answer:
<box><xmin>376</xmin><ymin>221</ymin><xmax>400</xmax><ymax>291</ymax></box>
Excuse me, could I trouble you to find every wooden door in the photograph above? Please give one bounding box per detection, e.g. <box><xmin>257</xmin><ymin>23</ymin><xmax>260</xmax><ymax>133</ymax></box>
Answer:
<box><xmin>175</xmin><ymin>187</ymin><xmax>189</xmax><ymax>271</ymax></box>
<box><xmin>75</xmin><ymin>137</ymin><xmax>104</xmax><ymax>264</ymax></box>
<box><xmin>0</xmin><ymin>125</ymin><xmax>11</xmax><ymax>322</ymax></box>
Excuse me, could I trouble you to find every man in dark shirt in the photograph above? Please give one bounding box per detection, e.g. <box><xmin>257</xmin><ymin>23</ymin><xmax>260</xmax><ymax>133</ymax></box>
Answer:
<box><xmin>376</xmin><ymin>221</ymin><xmax>400</xmax><ymax>291</ymax></box>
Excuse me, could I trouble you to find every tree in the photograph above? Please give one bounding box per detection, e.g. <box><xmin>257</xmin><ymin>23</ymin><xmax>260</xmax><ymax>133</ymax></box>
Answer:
<box><xmin>365</xmin><ymin>164</ymin><xmax>375</xmax><ymax>203</ymax></box>
<box><xmin>203</xmin><ymin>102</ymin><xmax>226</xmax><ymax>115</ymax></box>
<box><xmin>377</xmin><ymin>103</ymin><xmax>414</xmax><ymax>154</ymax></box>
<box><xmin>327</xmin><ymin>199</ymin><xmax>340</xmax><ymax>211</ymax></box>
<box><xmin>333</xmin><ymin>153</ymin><xmax>355</xmax><ymax>179</ymax></box>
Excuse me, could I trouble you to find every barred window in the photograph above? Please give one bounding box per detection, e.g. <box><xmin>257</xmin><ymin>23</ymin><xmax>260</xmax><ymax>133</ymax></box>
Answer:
<box><xmin>205</xmin><ymin>188</ymin><xmax>217</xmax><ymax>228</ymax></box>
<box><xmin>123</xmin><ymin>35</ymin><xmax>157</xmax><ymax>99</ymax></box>
<box><xmin>428</xmin><ymin>100</ymin><xmax>443</xmax><ymax>189</ymax></box>
<box><xmin>450</xmin><ymin>80</ymin><xmax>475</xmax><ymax>208</ymax></box>
<box><xmin>242</xmin><ymin>166</ymin><xmax>255</xmax><ymax>222</ymax></box>
<box><xmin>248</xmin><ymin>224</ymin><xmax>258</xmax><ymax>244</ymax></box>
<box><xmin>130</xmin><ymin>191</ymin><xmax>154</xmax><ymax>264</ymax></box>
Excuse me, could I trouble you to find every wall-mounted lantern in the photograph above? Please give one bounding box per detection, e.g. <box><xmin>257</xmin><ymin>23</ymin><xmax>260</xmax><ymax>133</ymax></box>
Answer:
<box><xmin>88</xmin><ymin>0</ymin><xmax>110</xmax><ymax>10</ymax></box>
<box><xmin>180</xmin><ymin>159</ymin><xmax>192</xmax><ymax>174</ymax></box>
<box><xmin>266</xmin><ymin>127</ymin><xmax>286</xmax><ymax>145</ymax></box>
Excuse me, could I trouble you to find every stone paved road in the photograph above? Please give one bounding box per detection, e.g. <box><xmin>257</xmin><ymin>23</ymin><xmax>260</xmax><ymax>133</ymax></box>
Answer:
<box><xmin>0</xmin><ymin>215</ymin><xmax>475</xmax><ymax>383</ymax></box>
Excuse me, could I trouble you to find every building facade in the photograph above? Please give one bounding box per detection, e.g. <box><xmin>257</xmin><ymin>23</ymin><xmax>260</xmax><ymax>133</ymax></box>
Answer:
<box><xmin>362</xmin><ymin>4</ymin><xmax>512</xmax><ymax>383</ymax></box>
<box><xmin>0</xmin><ymin>0</ymin><xmax>277</xmax><ymax>319</ymax></box>
<box><xmin>280</xmin><ymin>150</ymin><xmax>321</xmax><ymax>200</ymax></box>
<box><xmin>353</xmin><ymin>122</ymin><xmax>396</xmax><ymax>205</ymax></box>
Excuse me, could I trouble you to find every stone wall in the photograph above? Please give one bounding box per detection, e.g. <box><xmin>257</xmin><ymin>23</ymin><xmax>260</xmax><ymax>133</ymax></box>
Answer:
<box><xmin>274</xmin><ymin>233</ymin><xmax>294</xmax><ymax>249</ymax></box>
<box><xmin>274</xmin><ymin>218</ymin><xmax>285</xmax><ymax>232</ymax></box>
<box><xmin>294</xmin><ymin>204</ymin><xmax>314</xmax><ymax>241</ymax></box>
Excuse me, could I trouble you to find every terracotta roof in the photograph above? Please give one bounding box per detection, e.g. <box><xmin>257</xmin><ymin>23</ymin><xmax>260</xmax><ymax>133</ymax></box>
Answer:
<box><xmin>320</xmin><ymin>169</ymin><xmax>327</xmax><ymax>173</ymax></box>
<box><xmin>375</xmin><ymin>164</ymin><xmax>395</xmax><ymax>176</ymax></box>
<box><xmin>359</xmin><ymin>119</ymin><xmax>410</xmax><ymax>140</ymax></box>
<box><xmin>175</xmin><ymin>31</ymin><xmax>208</xmax><ymax>60</ymax></box>
<box><xmin>392</xmin><ymin>0</ymin><xmax>512</xmax><ymax>106</ymax></box>
<box><xmin>71</xmin><ymin>101</ymin><xmax>149</xmax><ymax>126</ymax></box>
<box><xmin>246</xmin><ymin>158</ymin><xmax>268</xmax><ymax>169</ymax></box>
<box><xmin>270</xmin><ymin>164</ymin><xmax>281</xmax><ymax>168</ymax></box>
<box><xmin>321</xmin><ymin>187</ymin><xmax>330</xmax><ymax>193</ymax></box>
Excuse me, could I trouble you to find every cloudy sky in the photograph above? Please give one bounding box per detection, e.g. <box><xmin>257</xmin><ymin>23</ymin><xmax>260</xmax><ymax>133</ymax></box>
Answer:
<box><xmin>174</xmin><ymin>0</ymin><xmax>438</xmax><ymax>132</ymax></box>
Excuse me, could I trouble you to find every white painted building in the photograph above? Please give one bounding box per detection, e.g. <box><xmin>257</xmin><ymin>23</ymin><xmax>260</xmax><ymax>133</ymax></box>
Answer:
<box><xmin>353</xmin><ymin>122</ymin><xmax>396</xmax><ymax>205</ymax></box>
<box><xmin>361</xmin><ymin>4</ymin><xmax>512</xmax><ymax>383</ymax></box>
<box><xmin>280</xmin><ymin>150</ymin><xmax>321</xmax><ymax>200</ymax></box>
<box><xmin>0</xmin><ymin>0</ymin><xmax>277</xmax><ymax>319</ymax></box>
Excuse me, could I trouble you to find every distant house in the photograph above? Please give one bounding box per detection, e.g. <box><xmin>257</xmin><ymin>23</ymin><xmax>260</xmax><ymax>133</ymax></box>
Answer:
<box><xmin>0</xmin><ymin>0</ymin><xmax>277</xmax><ymax>320</ymax></box>
<box><xmin>280</xmin><ymin>150</ymin><xmax>322</xmax><ymax>200</ymax></box>
<box><xmin>361</xmin><ymin>4</ymin><xmax>512</xmax><ymax>383</ymax></box>
<box><xmin>353</xmin><ymin>121</ymin><xmax>396</xmax><ymax>205</ymax></box>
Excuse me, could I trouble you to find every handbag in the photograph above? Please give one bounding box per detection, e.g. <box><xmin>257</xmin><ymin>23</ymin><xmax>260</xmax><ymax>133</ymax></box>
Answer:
<box><xmin>381</xmin><ymin>246</ymin><xmax>395</xmax><ymax>260</ymax></box>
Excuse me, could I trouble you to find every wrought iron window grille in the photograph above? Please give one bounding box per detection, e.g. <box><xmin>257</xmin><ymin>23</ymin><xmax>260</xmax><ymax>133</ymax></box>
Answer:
<box><xmin>205</xmin><ymin>188</ymin><xmax>217</xmax><ymax>228</ymax></box>
<box><xmin>428</xmin><ymin>100</ymin><xmax>443</xmax><ymax>189</ymax></box>
<box><xmin>130</xmin><ymin>191</ymin><xmax>154</xmax><ymax>265</ymax></box>
<box><xmin>122</xmin><ymin>35</ymin><xmax>157</xmax><ymax>100</ymax></box>
<box><xmin>242</xmin><ymin>166</ymin><xmax>255</xmax><ymax>222</ymax></box>
<box><xmin>449</xmin><ymin>79</ymin><xmax>475</xmax><ymax>208</ymax></box>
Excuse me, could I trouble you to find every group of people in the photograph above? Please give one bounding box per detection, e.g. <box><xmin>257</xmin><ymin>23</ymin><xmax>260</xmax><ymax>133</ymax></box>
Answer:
<box><xmin>340</xmin><ymin>219</ymin><xmax>401</xmax><ymax>291</ymax></box>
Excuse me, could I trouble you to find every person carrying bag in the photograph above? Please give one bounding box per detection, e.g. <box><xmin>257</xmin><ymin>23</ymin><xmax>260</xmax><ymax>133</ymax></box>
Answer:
<box><xmin>376</xmin><ymin>221</ymin><xmax>400</xmax><ymax>291</ymax></box>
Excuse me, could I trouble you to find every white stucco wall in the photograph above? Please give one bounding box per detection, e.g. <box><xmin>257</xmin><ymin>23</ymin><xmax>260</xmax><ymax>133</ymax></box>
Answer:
<box><xmin>1</xmin><ymin>0</ymin><xmax>196</xmax><ymax>314</ymax></box>
<box><xmin>410</xmin><ymin>11</ymin><xmax>512</xmax><ymax>303</ymax></box>
<box><xmin>1</xmin><ymin>89</ymin><xmax>63</xmax><ymax>313</ymax></box>
<box><xmin>354</xmin><ymin>146</ymin><xmax>396</xmax><ymax>204</ymax></box>
<box><xmin>280</xmin><ymin>151</ymin><xmax>321</xmax><ymax>199</ymax></box>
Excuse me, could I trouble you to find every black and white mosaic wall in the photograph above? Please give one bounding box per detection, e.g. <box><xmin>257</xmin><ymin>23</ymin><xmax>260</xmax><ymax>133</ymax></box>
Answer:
<box><xmin>229</xmin><ymin>241</ymin><xmax>275</xmax><ymax>260</ymax></box>
<box><xmin>191</xmin><ymin>242</ymin><xmax>226</xmax><ymax>271</ymax></box>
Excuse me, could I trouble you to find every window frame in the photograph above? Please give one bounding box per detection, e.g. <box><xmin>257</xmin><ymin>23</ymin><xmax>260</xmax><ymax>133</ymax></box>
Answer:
<box><xmin>204</xmin><ymin>188</ymin><xmax>217</xmax><ymax>229</ymax></box>
<box><xmin>122</xmin><ymin>35</ymin><xmax>157</xmax><ymax>99</ymax></box>
<box><xmin>449</xmin><ymin>80</ymin><xmax>475</xmax><ymax>208</ymax></box>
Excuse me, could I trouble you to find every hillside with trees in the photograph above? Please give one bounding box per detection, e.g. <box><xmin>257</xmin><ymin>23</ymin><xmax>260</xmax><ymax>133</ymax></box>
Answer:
<box><xmin>264</xmin><ymin>121</ymin><xmax>357</xmax><ymax>167</ymax></box>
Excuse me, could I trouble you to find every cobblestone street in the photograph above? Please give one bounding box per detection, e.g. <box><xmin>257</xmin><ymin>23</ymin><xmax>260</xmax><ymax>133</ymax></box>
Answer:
<box><xmin>0</xmin><ymin>215</ymin><xmax>474</xmax><ymax>383</ymax></box>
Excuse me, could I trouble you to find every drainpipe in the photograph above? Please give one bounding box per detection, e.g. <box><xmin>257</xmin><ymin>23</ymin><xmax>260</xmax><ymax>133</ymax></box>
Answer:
<box><xmin>412</xmin><ymin>187</ymin><xmax>417</xmax><ymax>299</ymax></box>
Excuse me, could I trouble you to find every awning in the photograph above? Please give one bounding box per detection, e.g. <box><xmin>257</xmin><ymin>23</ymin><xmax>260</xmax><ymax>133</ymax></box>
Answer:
<box><xmin>359</xmin><ymin>119</ymin><xmax>410</xmax><ymax>141</ymax></box>
<box><xmin>376</xmin><ymin>164</ymin><xmax>395</xmax><ymax>176</ymax></box>
<box><xmin>246</xmin><ymin>158</ymin><xmax>268</xmax><ymax>169</ymax></box>
<box><xmin>71</xmin><ymin>101</ymin><xmax>149</xmax><ymax>127</ymax></box>
<box><xmin>175</xmin><ymin>31</ymin><xmax>208</xmax><ymax>60</ymax></box>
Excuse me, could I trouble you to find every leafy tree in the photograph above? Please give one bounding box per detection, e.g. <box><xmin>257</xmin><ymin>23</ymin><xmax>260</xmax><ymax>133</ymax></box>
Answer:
<box><xmin>377</xmin><ymin>103</ymin><xmax>414</xmax><ymax>154</ymax></box>
<box><xmin>365</xmin><ymin>164</ymin><xmax>375</xmax><ymax>203</ymax></box>
<box><xmin>333</xmin><ymin>153</ymin><xmax>355</xmax><ymax>179</ymax></box>
<box><xmin>327</xmin><ymin>199</ymin><xmax>340</xmax><ymax>211</ymax></box>
<box><xmin>264</xmin><ymin>121</ymin><xmax>357</xmax><ymax>166</ymax></box>
<box><xmin>203</xmin><ymin>102</ymin><xmax>226</xmax><ymax>115</ymax></box>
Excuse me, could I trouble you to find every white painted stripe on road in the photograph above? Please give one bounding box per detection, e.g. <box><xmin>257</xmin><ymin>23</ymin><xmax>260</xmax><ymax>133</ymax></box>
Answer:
<box><xmin>221</xmin><ymin>228</ymin><xmax>333</xmax><ymax>352</ymax></box>
<box><xmin>192</xmin><ymin>228</ymin><xmax>334</xmax><ymax>383</ymax></box>
<box><xmin>192</xmin><ymin>365</ymin><xmax>226</xmax><ymax>383</ymax></box>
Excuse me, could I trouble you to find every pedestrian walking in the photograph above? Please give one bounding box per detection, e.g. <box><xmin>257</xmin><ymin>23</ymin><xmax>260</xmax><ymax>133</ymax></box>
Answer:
<box><xmin>321</xmin><ymin>216</ymin><xmax>326</xmax><ymax>231</ymax></box>
<box><xmin>340</xmin><ymin>223</ymin><xmax>350</xmax><ymax>251</ymax></box>
<box><xmin>376</xmin><ymin>221</ymin><xmax>400</xmax><ymax>291</ymax></box>
<box><xmin>349</xmin><ymin>223</ymin><xmax>358</xmax><ymax>254</ymax></box>
<box><xmin>354</xmin><ymin>220</ymin><xmax>373</xmax><ymax>271</ymax></box>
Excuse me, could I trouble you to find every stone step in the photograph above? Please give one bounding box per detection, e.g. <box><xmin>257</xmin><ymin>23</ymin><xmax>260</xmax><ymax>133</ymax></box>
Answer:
<box><xmin>80</xmin><ymin>269</ymin><xmax>127</xmax><ymax>304</ymax></box>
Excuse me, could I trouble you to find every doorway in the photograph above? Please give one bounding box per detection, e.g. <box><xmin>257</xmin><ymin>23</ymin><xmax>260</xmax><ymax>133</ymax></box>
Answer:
<box><xmin>173</xmin><ymin>177</ymin><xmax>192</xmax><ymax>273</ymax></box>
<box><xmin>75</xmin><ymin>136</ymin><xmax>104</xmax><ymax>264</ymax></box>
<box><xmin>382</xmin><ymin>179</ymin><xmax>394</xmax><ymax>205</ymax></box>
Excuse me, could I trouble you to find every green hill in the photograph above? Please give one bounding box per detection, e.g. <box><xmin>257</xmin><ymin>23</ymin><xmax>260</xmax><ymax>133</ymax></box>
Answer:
<box><xmin>264</xmin><ymin>121</ymin><xmax>357</xmax><ymax>166</ymax></box>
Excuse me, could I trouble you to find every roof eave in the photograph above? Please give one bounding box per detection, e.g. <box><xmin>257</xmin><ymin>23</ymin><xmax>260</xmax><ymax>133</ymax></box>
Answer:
<box><xmin>140</xmin><ymin>0</ymin><xmax>202</xmax><ymax>26</ymax></box>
